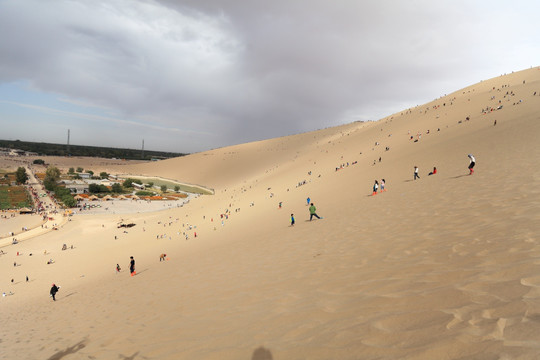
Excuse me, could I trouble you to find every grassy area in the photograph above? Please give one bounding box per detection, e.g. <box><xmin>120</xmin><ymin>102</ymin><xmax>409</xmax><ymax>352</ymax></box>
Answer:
<box><xmin>0</xmin><ymin>171</ymin><xmax>16</xmax><ymax>186</ymax></box>
<box><xmin>127</xmin><ymin>176</ymin><xmax>213</xmax><ymax>195</ymax></box>
<box><xmin>0</xmin><ymin>186</ymin><xmax>32</xmax><ymax>210</ymax></box>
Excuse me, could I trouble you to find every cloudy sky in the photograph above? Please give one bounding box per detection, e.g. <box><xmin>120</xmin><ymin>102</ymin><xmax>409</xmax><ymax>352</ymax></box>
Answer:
<box><xmin>0</xmin><ymin>0</ymin><xmax>538</xmax><ymax>153</ymax></box>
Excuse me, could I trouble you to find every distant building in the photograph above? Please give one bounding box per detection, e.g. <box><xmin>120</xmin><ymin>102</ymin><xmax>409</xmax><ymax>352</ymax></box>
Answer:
<box><xmin>61</xmin><ymin>180</ymin><xmax>89</xmax><ymax>194</ymax></box>
<box><xmin>132</xmin><ymin>182</ymin><xmax>145</xmax><ymax>190</ymax></box>
<box><xmin>9</xmin><ymin>149</ymin><xmax>25</xmax><ymax>156</ymax></box>
<box><xmin>76</xmin><ymin>172</ymin><xmax>91</xmax><ymax>179</ymax></box>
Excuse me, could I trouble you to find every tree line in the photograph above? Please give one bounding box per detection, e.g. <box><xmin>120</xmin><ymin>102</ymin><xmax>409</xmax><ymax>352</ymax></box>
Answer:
<box><xmin>1</xmin><ymin>139</ymin><xmax>186</xmax><ymax>160</ymax></box>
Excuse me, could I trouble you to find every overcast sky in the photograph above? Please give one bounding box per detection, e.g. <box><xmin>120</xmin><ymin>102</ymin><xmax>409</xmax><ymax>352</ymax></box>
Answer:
<box><xmin>0</xmin><ymin>0</ymin><xmax>538</xmax><ymax>153</ymax></box>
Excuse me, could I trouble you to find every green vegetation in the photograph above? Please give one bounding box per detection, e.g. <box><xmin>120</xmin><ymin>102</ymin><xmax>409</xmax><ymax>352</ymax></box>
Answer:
<box><xmin>33</xmin><ymin>159</ymin><xmax>45</xmax><ymax>165</ymax></box>
<box><xmin>53</xmin><ymin>186</ymin><xmax>77</xmax><ymax>208</ymax></box>
<box><xmin>111</xmin><ymin>183</ymin><xmax>123</xmax><ymax>193</ymax></box>
<box><xmin>0</xmin><ymin>139</ymin><xmax>185</xmax><ymax>160</ymax></box>
<box><xmin>15</xmin><ymin>167</ymin><xmax>28</xmax><ymax>184</ymax></box>
<box><xmin>68</xmin><ymin>167</ymin><xmax>75</xmax><ymax>174</ymax></box>
<box><xmin>160</xmin><ymin>185</ymin><xmax>167</xmax><ymax>192</ymax></box>
<box><xmin>76</xmin><ymin>167</ymin><xmax>83</xmax><ymax>173</ymax></box>
<box><xmin>89</xmin><ymin>183</ymin><xmax>110</xmax><ymax>193</ymax></box>
<box><xmin>100</xmin><ymin>172</ymin><xmax>109</xmax><ymax>179</ymax></box>
<box><xmin>123</xmin><ymin>178</ymin><xmax>143</xmax><ymax>188</ymax></box>
<box><xmin>135</xmin><ymin>190</ymin><xmax>154</xmax><ymax>196</ymax></box>
<box><xmin>174</xmin><ymin>185</ymin><xmax>180</xmax><ymax>192</ymax></box>
<box><xmin>44</xmin><ymin>166</ymin><xmax>61</xmax><ymax>191</ymax></box>
<box><xmin>38</xmin><ymin>166</ymin><xmax>76</xmax><ymax>207</ymax></box>
<box><xmin>0</xmin><ymin>186</ymin><xmax>32</xmax><ymax>210</ymax></box>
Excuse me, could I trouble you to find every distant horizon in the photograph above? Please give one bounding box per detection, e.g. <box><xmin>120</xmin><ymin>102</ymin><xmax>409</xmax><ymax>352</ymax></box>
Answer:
<box><xmin>0</xmin><ymin>138</ymin><xmax>185</xmax><ymax>157</ymax></box>
<box><xmin>2</xmin><ymin>65</ymin><xmax>538</xmax><ymax>154</ymax></box>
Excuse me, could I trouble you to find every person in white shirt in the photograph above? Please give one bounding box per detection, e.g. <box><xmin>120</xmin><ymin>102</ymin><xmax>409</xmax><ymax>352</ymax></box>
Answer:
<box><xmin>468</xmin><ymin>154</ymin><xmax>476</xmax><ymax>175</ymax></box>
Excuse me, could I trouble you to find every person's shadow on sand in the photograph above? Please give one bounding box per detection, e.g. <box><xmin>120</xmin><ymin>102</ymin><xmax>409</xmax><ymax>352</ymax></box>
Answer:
<box><xmin>46</xmin><ymin>339</ymin><xmax>87</xmax><ymax>360</ymax></box>
<box><xmin>119</xmin><ymin>351</ymin><xmax>139</xmax><ymax>360</ymax></box>
<box><xmin>251</xmin><ymin>346</ymin><xmax>273</xmax><ymax>360</ymax></box>
<box><xmin>450</xmin><ymin>174</ymin><xmax>470</xmax><ymax>179</ymax></box>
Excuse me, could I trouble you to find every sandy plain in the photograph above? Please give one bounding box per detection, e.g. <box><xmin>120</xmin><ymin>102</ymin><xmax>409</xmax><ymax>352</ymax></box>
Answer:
<box><xmin>1</xmin><ymin>67</ymin><xmax>540</xmax><ymax>360</ymax></box>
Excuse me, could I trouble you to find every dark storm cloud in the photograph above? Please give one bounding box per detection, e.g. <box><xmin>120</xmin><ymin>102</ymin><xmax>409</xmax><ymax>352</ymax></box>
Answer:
<box><xmin>0</xmin><ymin>0</ymin><xmax>538</xmax><ymax>151</ymax></box>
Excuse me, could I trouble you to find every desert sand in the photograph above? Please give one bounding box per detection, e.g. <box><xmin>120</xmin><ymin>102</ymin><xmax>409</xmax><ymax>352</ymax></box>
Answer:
<box><xmin>1</xmin><ymin>67</ymin><xmax>539</xmax><ymax>359</ymax></box>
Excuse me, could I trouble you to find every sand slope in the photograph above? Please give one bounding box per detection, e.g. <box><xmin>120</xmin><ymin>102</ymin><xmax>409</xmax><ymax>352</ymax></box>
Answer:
<box><xmin>2</xmin><ymin>67</ymin><xmax>540</xmax><ymax>360</ymax></box>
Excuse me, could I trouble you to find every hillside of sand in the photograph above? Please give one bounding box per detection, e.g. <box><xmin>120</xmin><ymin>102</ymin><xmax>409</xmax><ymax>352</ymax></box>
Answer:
<box><xmin>1</xmin><ymin>67</ymin><xmax>540</xmax><ymax>360</ymax></box>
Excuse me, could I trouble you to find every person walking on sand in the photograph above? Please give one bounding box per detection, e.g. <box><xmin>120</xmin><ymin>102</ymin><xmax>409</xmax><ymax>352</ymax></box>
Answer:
<box><xmin>414</xmin><ymin>166</ymin><xmax>420</xmax><ymax>180</ymax></box>
<box><xmin>129</xmin><ymin>256</ymin><xmax>136</xmax><ymax>276</ymax></box>
<box><xmin>372</xmin><ymin>180</ymin><xmax>379</xmax><ymax>195</ymax></box>
<box><xmin>468</xmin><ymin>154</ymin><xmax>476</xmax><ymax>175</ymax></box>
<box><xmin>290</xmin><ymin>214</ymin><xmax>295</xmax><ymax>226</ymax></box>
<box><xmin>380</xmin><ymin>179</ymin><xmax>386</xmax><ymax>192</ymax></box>
<box><xmin>309</xmin><ymin>203</ymin><xmax>322</xmax><ymax>221</ymax></box>
<box><xmin>116</xmin><ymin>264</ymin><xmax>121</xmax><ymax>273</ymax></box>
<box><xmin>306</xmin><ymin>197</ymin><xmax>311</xmax><ymax>206</ymax></box>
<box><xmin>50</xmin><ymin>283</ymin><xmax>60</xmax><ymax>301</ymax></box>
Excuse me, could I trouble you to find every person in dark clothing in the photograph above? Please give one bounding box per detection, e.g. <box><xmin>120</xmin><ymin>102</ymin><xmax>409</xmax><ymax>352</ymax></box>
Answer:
<box><xmin>50</xmin><ymin>284</ymin><xmax>59</xmax><ymax>301</ymax></box>
<box><xmin>129</xmin><ymin>256</ymin><xmax>136</xmax><ymax>276</ymax></box>
<box><xmin>468</xmin><ymin>154</ymin><xmax>476</xmax><ymax>175</ymax></box>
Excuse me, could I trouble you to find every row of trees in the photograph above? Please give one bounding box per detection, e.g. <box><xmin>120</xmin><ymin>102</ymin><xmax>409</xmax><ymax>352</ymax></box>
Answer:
<box><xmin>89</xmin><ymin>183</ymin><xmax>123</xmax><ymax>194</ymax></box>
<box><xmin>86</xmin><ymin>178</ymin><xmax>179</xmax><ymax>195</ymax></box>
<box><xmin>0</xmin><ymin>139</ymin><xmax>185</xmax><ymax>160</ymax></box>
<box><xmin>67</xmin><ymin>167</ymin><xmax>109</xmax><ymax>180</ymax></box>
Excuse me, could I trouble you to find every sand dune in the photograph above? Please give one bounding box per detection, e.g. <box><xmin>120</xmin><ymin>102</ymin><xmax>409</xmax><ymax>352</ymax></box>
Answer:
<box><xmin>1</xmin><ymin>67</ymin><xmax>540</xmax><ymax>359</ymax></box>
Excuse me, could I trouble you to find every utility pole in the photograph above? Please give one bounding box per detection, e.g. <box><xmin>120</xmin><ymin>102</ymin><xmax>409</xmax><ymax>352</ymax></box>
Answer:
<box><xmin>67</xmin><ymin>129</ymin><xmax>70</xmax><ymax>155</ymax></box>
<box><xmin>141</xmin><ymin>139</ymin><xmax>145</xmax><ymax>160</ymax></box>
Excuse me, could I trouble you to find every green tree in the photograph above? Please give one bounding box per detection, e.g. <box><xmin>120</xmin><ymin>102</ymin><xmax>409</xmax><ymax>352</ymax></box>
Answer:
<box><xmin>44</xmin><ymin>166</ymin><xmax>61</xmax><ymax>191</ymax></box>
<box><xmin>86</xmin><ymin>170</ymin><xmax>94</xmax><ymax>176</ymax></box>
<box><xmin>45</xmin><ymin>167</ymin><xmax>59</xmax><ymax>183</ymax></box>
<box><xmin>88</xmin><ymin>184</ymin><xmax>100</xmax><ymax>193</ymax></box>
<box><xmin>43</xmin><ymin>178</ymin><xmax>56</xmax><ymax>191</ymax></box>
<box><xmin>89</xmin><ymin>184</ymin><xmax>109</xmax><ymax>193</ymax></box>
<box><xmin>68</xmin><ymin>167</ymin><xmax>75</xmax><ymax>174</ymax></box>
<box><xmin>160</xmin><ymin>185</ymin><xmax>167</xmax><ymax>193</ymax></box>
<box><xmin>45</xmin><ymin>166</ymin><xmax>61</xmax><ymax>182</ymax></box>
<box><xmin>174</xmin><ymin>185</ymin><xmax>180</xmax><ymax>192</ymax></box>
<box><xmin>15</xmin><ymin>167</ymin><xmax>28</xmax><ymax>184</ymax></box>
<box><xmin>76</xmin><ymin>167</ymin><xmax>83</xmax><ymax>173</ymax></box>
<box><xmin>100</xmin><ymin>172</ymin><xmax>109</xmax><ymax>179</ymax></box>
<box><xmin>147</xmin><ymin>182</ymin><xmax>154</xmax><ymax>188</ymax></box>
<box><xmin>33</xmin><ymin>159</ymin><xmax>45</xmax><ymax>165</ymax></box>
<box><xmin>123</xmin><ymin>178</ymin><xmax>142</xmax><ymax>188</ymax></box>
<box><xmin>61</xmin><ymin>194</ymin><xmax>77</xmax><ymax>207</ymax></box>
<box><xmin>111</xmin><ymin>183</ymin><xmax>123</xmax><ymax>193</ymax></box>
<box><xmin>55</xmin><ymin>187</ymin><xmax>71</xmax><ymax>197</ymax></box>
